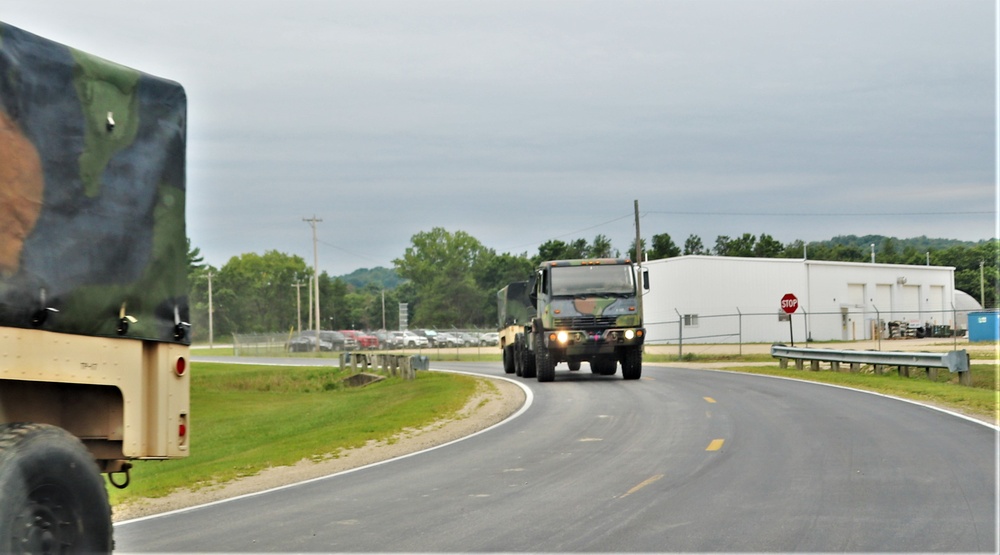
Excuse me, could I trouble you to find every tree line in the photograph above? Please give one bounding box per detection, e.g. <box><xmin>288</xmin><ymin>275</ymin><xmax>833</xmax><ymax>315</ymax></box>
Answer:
<box><xmin>186</xmin><ymin>231</ymin><xmax>997</xmax><ymax>341</ymax></box>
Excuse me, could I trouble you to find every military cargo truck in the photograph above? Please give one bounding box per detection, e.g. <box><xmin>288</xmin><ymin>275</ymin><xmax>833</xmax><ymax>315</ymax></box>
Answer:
<box><xmin>497</xmin><ymin>281</ymin><xmax>533</xmax><ymax>375</ymax></box>
<box><xmin>498</xmin><ymin>258</ymin><xmax>648</xmax><ymax>382</ymax></box>
<box><xmin>0</xmin><ymin>22</ymin><xmax>190</xmax><ymax>551</ymax></box>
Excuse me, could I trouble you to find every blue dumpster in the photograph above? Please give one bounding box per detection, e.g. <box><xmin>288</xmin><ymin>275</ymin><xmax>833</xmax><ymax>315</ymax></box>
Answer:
<box><xmin>967</xmin><ymin>311</ymin><xmax>999</xmax><ymax>342</ymax></box>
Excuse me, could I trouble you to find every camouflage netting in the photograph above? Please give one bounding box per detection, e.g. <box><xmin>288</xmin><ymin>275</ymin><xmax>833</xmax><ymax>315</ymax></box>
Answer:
<box><xmin>0</xmin><ymin>22</ymin><xmax>190</xmax><ymax>344</ymax></box>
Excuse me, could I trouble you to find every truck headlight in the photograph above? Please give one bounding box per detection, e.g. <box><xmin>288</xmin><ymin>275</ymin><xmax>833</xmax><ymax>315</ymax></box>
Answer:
<box><xmin>624</xmin><ymin>329</ymin><xmax>635</xmax><ymax>340</ymax></box>
<box><xmin>556</xmin><ymin>330</ymin><xmax>569</xmax><ymax>344</ymax></box>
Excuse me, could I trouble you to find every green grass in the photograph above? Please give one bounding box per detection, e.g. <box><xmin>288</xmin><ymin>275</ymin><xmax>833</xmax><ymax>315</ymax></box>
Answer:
<box><xmin>190</xmin><ymin>346</ymin><xmax>235</xmax><ymax>356</ymax></box>
<box><xmin>109</xmin><ymin>362</ymin><xmax>477</xmax><ymax>506</ymax></box>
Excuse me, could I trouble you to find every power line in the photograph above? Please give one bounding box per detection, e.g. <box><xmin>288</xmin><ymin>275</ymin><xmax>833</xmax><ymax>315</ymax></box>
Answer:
<box><xmin>644</xmin><ymin>210</ymin><xmax>992</xmax><ymax>217</ymax></box>
<box><xmin>317</xmin><ymin>239</ymin><xmax>383</xmax><ymax>265</ymax></box>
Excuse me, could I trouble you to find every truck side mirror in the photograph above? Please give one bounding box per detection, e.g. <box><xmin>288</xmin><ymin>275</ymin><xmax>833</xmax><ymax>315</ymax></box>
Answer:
<box><xmin>527</xmin><ymin>274</ymin><xmax>538</xmax><ymax>308</ymax></box>
<box><xmin>642</xmin><ymin>268</ymin><xmax>650</xmax><ymax>291</ymax></box>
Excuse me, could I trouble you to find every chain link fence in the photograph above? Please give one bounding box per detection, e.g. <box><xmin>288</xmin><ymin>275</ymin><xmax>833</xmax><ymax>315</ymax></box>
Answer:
<box><xmin>645</xmin><ymin>307</ymin><xmax>971</xmax><ymax>352</ymax></box>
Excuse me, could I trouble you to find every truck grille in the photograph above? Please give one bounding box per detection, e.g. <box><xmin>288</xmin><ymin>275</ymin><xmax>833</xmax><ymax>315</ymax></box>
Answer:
<box><xmin>554</xmin><ymin>316</ymin><xmax>618</xmax><ymax>329</ymax></box>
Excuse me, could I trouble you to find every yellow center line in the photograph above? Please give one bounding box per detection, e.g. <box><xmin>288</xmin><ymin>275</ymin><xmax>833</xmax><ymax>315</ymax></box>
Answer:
<box><xmin>706</xmin><ymin>439</ymin><xmax>725</xmax><ymax>451</ymax></box>
<box><xmin>620</xmin><ymin>473</ymin><xmax>664</xmax><ymax>498</ymax></box>
<box><xmin>703</xmin><ymin>397</ymin><xmax>716</xmax><ymax>403</ymax></box>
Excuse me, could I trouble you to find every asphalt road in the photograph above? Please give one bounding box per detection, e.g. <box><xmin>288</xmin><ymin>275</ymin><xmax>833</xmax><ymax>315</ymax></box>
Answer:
<box><xmin>114</xmin><ymin>361</ymin><xmax>998</xmax><ymax>552</ymax></box>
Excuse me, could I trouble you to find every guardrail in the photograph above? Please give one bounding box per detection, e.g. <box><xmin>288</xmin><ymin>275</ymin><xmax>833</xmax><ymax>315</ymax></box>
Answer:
<box><xmin>770</xmin><ymin>345</ymin><xmax>972</xmax><ymax>386</ymax></box>
<box><xmin>339</xmin><ymin>353</ymin><xmax>430</xmax><ymax>380</ymax></box>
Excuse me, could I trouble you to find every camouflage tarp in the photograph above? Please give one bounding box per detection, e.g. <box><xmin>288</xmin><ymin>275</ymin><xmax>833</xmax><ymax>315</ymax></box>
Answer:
<box><xmin>497</xmin><ymin>281</ymin><xmax>532</xmax><ymax>328</ymax></box>
<box><xmin>0</xmin><ymin>22</ymin><xmax>189</xmax><ymax>344</ymax></box>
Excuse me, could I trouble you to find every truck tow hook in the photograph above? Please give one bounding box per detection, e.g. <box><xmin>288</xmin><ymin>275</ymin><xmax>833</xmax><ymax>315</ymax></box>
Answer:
<box><xmin>109</xmin><ymin>463</ymin><xmax>133</xmax><ymax>489</ymax></box>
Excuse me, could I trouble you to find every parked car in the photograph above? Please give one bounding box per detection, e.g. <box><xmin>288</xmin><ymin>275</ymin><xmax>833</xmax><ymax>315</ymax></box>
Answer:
<box><xmin>458</xmin><ymin>332</ymin><xmax>480</xmax><ymax>346</ymax></box>
<box><xmin>399</xmin><ymin>331</ymin><xmax>429</xmax><ymax>348</ymax></box>
<box><xmin>384</xmin><ymin>331</ymin><xmax>405</xmax><ymax>349</ymax></box>
<box><xmin>340</xmin><ymin>330</ymin><xmax>379</xmax><ymax>349</ymax></box>
<box><xmin>414</xmin><ymin>329</ymin><xmax>440</xmax><ymax>347</ymax></box>
<box><xmin>372</xmin><ymin>330</ymin><xmax>394</xmax><ymax>348</ymax></box>
<box><xmin>287</xmin><ymin>330</ymin><xmax>333</xmax><ymax>352</ymax></box>
<box><xmin>320</xmin><ymin>330</ymin><xmax>357</xmax><ymax>351</ymax></box>
<box><xmin>479</xmin><ymin>332</ymin><xmax>499</xmax><ymax>346</ymax></box>
<box><xmin>437</xmin><ymin>331</ymin><xmax>465</xmax><ymax>347</ymax></box>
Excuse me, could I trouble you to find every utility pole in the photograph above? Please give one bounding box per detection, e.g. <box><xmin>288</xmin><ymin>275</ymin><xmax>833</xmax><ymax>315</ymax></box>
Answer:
<box><xmin>304</xmin><ymin>216</ymin><xmax>323</xmax><ymax>352</ymax></box>
<box><xmin>980</xmin><ymin>260</ymin><xmax>985</xmax><ymax>307</ymax></box>
<box><xmin>307</xmin><ymin>275</ymin><xmax>313</xmax><ymax>330</ymax></box>
<box><xmin>634</xmin><ymin>200</ymin><xmax>644</xmax><ymax>317</ymax></box>
<box><xmin>205</xmin><ymin>271</ymin><xmax>214</xmax><ymax>349</ymax></box>
<box><xmin>291</xmin><ymin>280</ymin><xmax>304</xmax><ymax>333</ymax></box>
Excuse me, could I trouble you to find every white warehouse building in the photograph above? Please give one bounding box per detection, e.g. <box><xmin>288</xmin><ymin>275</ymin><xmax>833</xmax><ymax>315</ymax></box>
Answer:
<box><xmin>640</xmin><ymin>256</ymin><xmax>959</xmax><ymax>345</ymax></box>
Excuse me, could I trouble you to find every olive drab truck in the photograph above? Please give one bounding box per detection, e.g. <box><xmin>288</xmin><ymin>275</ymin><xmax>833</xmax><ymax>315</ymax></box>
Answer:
<box><xmin>0</xmin><ymin>22</ymin><xmax>190</xmax><ymax>551</ymax></box>
<box><xmin>498</xmin><ymin>258</ymin><xmax>648</xmax><ymax>382</ymax></box>
<box><xmin>497</xmin><ymin>281</ymin><xmax>533</xmax><ymax>376</ymax></box>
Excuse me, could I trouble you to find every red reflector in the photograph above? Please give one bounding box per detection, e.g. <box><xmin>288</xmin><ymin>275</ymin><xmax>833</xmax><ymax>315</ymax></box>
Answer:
<box><xmin>179</xmin><ymin>424</ymin><xmax>187</xmax><ymax>437</ymax></box>
<box><xmin>175</xmin><ymin>357</ymin><xmax>187</xmax><ymax>376</ymax></box>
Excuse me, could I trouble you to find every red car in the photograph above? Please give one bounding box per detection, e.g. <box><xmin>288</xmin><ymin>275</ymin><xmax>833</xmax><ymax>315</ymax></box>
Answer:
<box><xmin>340</xmin><ymin>330</ymin><xmax>379</xmax><ymax>350</ymax></box>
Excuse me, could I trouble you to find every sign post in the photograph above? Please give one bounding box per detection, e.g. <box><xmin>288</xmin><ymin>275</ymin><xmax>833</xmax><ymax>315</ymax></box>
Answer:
<box><xmin>781</xmin><ymin>293</ymin><xmax>799</xmax><ymax>346</ymax></box>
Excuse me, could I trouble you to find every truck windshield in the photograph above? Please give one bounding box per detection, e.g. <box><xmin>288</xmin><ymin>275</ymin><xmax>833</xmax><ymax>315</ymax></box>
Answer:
<box><xmin>550</xmin><ymin>265</ymin><xmax>635</xmax><ymax>296</ymax></box>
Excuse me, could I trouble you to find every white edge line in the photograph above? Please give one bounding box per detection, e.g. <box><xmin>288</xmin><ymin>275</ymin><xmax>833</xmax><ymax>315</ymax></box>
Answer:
<box><xmin>663</xmin><ymin>363</ymin><xmax>999</xmax><ymax>431</ymax></box>
<box><xmin>114</xmin><ymin>367</ymin><xmax>534</xmax><ymax>527</ymax></box>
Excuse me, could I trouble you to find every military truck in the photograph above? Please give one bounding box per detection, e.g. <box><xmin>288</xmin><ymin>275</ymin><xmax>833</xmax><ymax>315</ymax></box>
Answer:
<box><xmin>0</xmin><ymin>22</ymin><xmax>190</xmax><ymax>551</ymax></box>
<box><xmin>497</xmin><ymin>281</ymin><xmax>533</xmax><ymax>375</ymax></box>
<box><xmin>498</xmin><ymin>258</ymin><xmax>648</xmax><ymax>382</ymax></box>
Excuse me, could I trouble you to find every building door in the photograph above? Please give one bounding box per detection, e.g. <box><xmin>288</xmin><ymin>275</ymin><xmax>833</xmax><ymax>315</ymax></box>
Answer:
<box><xmin>847</xmin><ymin>284</ymin><xmax>865</xmax><ymax>339</ymax></box>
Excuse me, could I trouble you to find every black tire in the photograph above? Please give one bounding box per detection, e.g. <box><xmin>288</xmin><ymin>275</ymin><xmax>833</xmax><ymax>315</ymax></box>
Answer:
<box><xmin>567</xmin><ymin>360</ymin><xmax>581</xmax><ymax>371</ymax></box>
<box><xmin>590</xmin><ymin>356</ymin><xmax>617</xmax><ymax>376</ymax></box>
<box><xmin>520</xmin><ymin>342</ymin><xmax>536</xmax><ymax>379</ymax></box>
<box><xmin>536</xmin><ymin>348</ymin><xmax>555</xmax><ymax>382</ymax></box>
<box><xmin>0</xmin><ymin>423</ymin><xmax>112</xmax><ymax>553</ymax></box>
<box><xmin>502</xmin><ymin>345</ymin><xmax>515</xmax><ymax>374</ymax></box>
<box><xmin>621</xmin><ymin>346</ymin><xmax>642</xmax><ymax>380</ymax></box>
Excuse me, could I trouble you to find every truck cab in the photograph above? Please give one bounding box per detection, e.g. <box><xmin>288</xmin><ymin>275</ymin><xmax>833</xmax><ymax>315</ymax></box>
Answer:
<box><xmin>527</xmin><ymin>258</ymin><xmax>647</xmax><ymax>380</ymax></box>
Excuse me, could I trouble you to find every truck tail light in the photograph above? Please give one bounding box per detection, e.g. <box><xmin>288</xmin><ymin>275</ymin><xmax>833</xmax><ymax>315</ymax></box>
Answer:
<box><xmin>175</xmin><ymin>357</ymin><xmax>187</xmax><ymax>376</ymax></box>
<box><xmin>179</xmin><ymin>413</ymin><xmax>188</xmax><ymax>445</ymax></box>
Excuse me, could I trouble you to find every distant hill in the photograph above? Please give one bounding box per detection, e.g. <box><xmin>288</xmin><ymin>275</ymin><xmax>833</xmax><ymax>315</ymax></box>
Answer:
<box><xmin>340</xmin><ymin>266</ymin><xmax>404</xmax><ymax>290</ymax></box>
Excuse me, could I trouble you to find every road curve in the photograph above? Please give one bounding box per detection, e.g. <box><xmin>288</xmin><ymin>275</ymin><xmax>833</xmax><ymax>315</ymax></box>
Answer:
<box><xmin>114</xmin><ymin>362</ymin><xmax>997</xmax><ymax>552</ymax></box>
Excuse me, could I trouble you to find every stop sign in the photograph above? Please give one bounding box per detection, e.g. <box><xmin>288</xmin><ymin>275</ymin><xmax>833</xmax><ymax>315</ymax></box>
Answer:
<box><xmin>780</xmin><ymin>293</ymin><xmax>799</xmax><ymax>314</ymax></box>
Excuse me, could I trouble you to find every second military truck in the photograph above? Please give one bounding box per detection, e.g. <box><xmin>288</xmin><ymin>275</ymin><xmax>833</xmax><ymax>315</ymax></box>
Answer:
<box><xmin>498</xmin><ymin>258</ymin><xmax>647</xmax><ymax>382</ymax></box>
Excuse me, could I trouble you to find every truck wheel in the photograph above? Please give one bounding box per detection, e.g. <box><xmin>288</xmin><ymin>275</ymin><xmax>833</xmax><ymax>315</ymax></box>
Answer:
<box><xmin>567</xmin><ymin>360</ymin><xmax>581</xmax><ymax>371</ymax></box>
<box><xmin>0</xmin><ymin>423</ymin><xmax>112</xmax><ymax>553</ymax></box>
<box><xmin>520</xmin><ymin>344</ymin><xmax>536</xmax><ymax>379</ymax></box>
<box><xmin>621</xmin><ymin>346</ymin><xmax>642</xmax><ymax>380</ymax></box>
<box><xmin>590</xmin><ymin>356</ymin><xmax>617</xmax><ymax>376</ymax></box>
<box><xmin>535</xmin><ymin>348</ymin><xmax>555</xmax><ymax>382</ymax></box>
<box><xmin>503</xmin><ymin>345</ymin><xmax>515</xmax><ymax>374</ymax></box>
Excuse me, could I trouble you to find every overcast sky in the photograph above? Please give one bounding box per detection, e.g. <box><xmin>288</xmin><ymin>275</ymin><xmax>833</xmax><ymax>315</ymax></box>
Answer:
<box><xmin>5</xmin><ymin>1</ymin><xmax>997</xmax><ymax>276</ymax></box>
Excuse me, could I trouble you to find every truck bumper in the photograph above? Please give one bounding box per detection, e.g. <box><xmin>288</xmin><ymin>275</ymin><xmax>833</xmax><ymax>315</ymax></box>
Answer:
<box><xmin>542</xmin><ymin>328</ymin><xmax>645</xmax><ymax>357</ymax></box>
